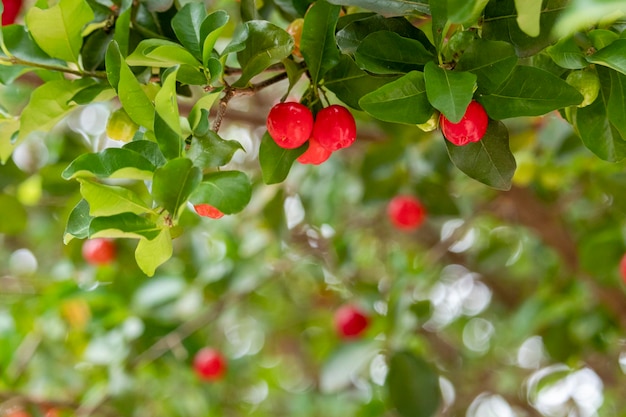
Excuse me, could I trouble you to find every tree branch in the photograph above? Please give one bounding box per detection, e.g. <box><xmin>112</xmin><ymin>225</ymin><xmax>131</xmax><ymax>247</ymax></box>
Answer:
<box><xmin>0</xmin><ymin>56</ymin><xmax>108</xmax><ymax>80</ymax></box>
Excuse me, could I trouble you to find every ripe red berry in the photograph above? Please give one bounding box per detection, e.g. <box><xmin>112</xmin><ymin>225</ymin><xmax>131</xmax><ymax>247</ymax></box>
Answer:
<box><xmin>297</xmin><ymin>137</ymin><xmax>332</xmax><ymax>165</ymax></box>
<box><xmin>440</xmin><ymin>100</ymin><xmax>488</xmax><ymax>146</ymax></box>
<box><xmin>82</xmin><ymin>238</ymin><xmax>116</xmax><ymax>265</ymax></box>
<box><xmin>312</xmin><ymin>105</ymin><xmax>357</xmax><ymax>151</ymax></box>
<box><xmin>619</xmin><ymin>253</ymin><xmax>626</xmax><ymax>284</ymax></box>
<box><xmin>193</xmin><ymin>347</ymin><xmax>227</xmax><ymax>381</ymax></box>
<box><xmin>2</xmin><ymin>0</ymin><xmax>22</xmax><ymax>25</ymax></box>
<box><xmin>387</xmin><ymin>195</ymin><xmax>426</xmax><ymax>231</ymax></box>
<box><xmin>194</xmin><ymin>204</ymin><xmax>224</xmax><ymax>219</ymax></box>
<box><xmin>266</xmin><ymin>102</ymin><xmax>314</xmax><ymax>149</ymax></box>
<box><xmin>334</xmin><ymin>304</ymin><xmax>369</xmax><ymax>339</ymax></box>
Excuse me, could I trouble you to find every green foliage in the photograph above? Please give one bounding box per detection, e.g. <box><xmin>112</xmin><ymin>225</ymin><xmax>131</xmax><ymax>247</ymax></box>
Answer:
<box><xmin>2</xmin><ymin>0</ymin><xmax>626</xmax><ymax>416</ymax></box>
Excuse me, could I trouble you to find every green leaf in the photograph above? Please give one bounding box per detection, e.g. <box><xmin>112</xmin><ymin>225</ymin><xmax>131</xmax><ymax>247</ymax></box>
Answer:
<box><xmin>587</xmin><ymin>39</ymin><xmax>626</xmax><ymax>76</ymax></box>
<box><xmin>135</xmin><ymin>228</ymin><xmax>173</xmax><ymax>277</ymax></box>
<box><xmin>324</xmin><ymin>55</ymin><xmax>400</xmax><ymax>110</ymax></box>
<box><xmin>200</xmin><ymin>10</ymin><xmax>229</xmax><ymax>68</ymax></box>
<box><xmin>386</xmin><ymin>351</ymin><xmax>441</xmax><ymax>417</ymax></box>
<box><xmin>78</xmin><ymin>179</ymin><xmax>152</xmax><ymax>217</ymax></box>
<box><xmin>189</xmin><ymin>171</ymin><xmax>251</xmax><ymax>214</ymax></box>
<box><xmin>354</xmin><ymin>31</ymin><xmax>434</xmax><ymax>74</ymax></box>
<box><xmin>126</xmin><ymin>39</ymin><xmax>200</xmax><ymax>68</ymax></box>
<box><xmin>0</xmin><ymin>193</ymin><xmax>27</xmax><ymax>235</ymax></box>
<box><xmin>188</xmin><ymin>91</ymin><xmax>222</xmax><ymax>130</ymax></box>
<box><xmin>221</xmin><ymin>23</ymin><xmax>249</xmax><ymax>56</ymax></box>
<box><xmin>554</xmin><ymin>0</ymin><xmax>626</xmax><ymax>38</ymax></box>
<box><xmin>445</xmin><ymin>120</ymin><xmax>516</xmax><ymax>190</ymax></box>
<box><xmin>515</xmin><ymin>0</ymin><xmax>542</xmax><ymax>37</ymax></box>
<box><xmin>429</xmin><ymin>0</ymin><xmax>447</xmax><ymax>50</ymax></box>
<box><xmin>64</xmin><ymin>199</ymin><xmax>91</xmax><ymax>243</ymax></box>
<box><xmin>122</xmin><ymin>140</ymin><xmax>167</xmax><ymax>168</ymax></box>
<box><xmin>153</xmin><ymin>113</ymin><xmax>182</xmax><ymax>161</ymax></box>
<box><xmin>188</xmin><ymin>125</ymin><xmax>244</xmax><ymax>169</ymax></box>
<box><xmin>1</xmin><ymin>25</ymin><xmax>65</xmax><ymax>67</ymax></box>
<box><xmin>424</xmin><ymin>61</ymin><xmax>476</xmax><ymax>123</ymax></box>
<box><xmin>154</xmin><ymin>67</ymin><xmax>181</xmax><ymax>141</ymax></box>
<box><xmin>171</xmin><ymin>2</ymin><xmax>207</xmax><ymax>62</ymax></box>
<box><xmin>89</xmin><ymin>213</ymin><xmax>161</xmax><ymax>240</ymax></box>
<box><xmin>259</xmin><ymin>131</ymin><xmax>305</xmax><ymax>185</ymax></box>
<box><xmin>152</xmin><ymin>158</ymin><xmax>202</xmax><ymax>219</ymax></box>
<box><xmin>112</xmin><ymin>0</ymin><xmax>132</xmax><ymax>56</ymax></box>
<box><xmin>25</xmin><ymin>0</ymin><xmax>94</xmax><ymax>63</ymax></box>
<box><xmin>447</xmin><ymin>0</ymin><xmax>489</xmax><ymax>25</ymax></box>
<box><xmin>326</xmin><ymin>0</ymin><xmax>429</xmax><ymax>16</ymax></box>
<box><xmin>359</xmin><ymin>71</ymin><xmax>433</xmax><ymax>124</ymax></box>
<box><xmin>608</xmin><ymin>69</ymin><xmax>626</xmax><ymax>140</ymax></box>
<box><xmin>300</xmin><ymin>0</ymin><xmax>341</xmax><ymax>85</ymax></box>
<box><xmin>105</xmin><ymin>41</ymin><xmax>122</xmax><ymax>90</ymax></box>
<box><xmin>0</xmin><ymin>118</ymin><xmax>19</xmax><ymax>164</ymax></box>
<box><xmin>234</xmin><ymin>21</ymin><xmax>293</xmax><ymax>87</ymax></box>
<box><xmin>18</xmin><ymin>78</ymin><xmax>97</xmax><ymax>141</ymax></box>
<box><xmin>547</xmin><ymin>36</ymin><xmax>587</xmax><ymax>70</ymax></box>
<box><xmin>455</xmin><ymin>39</ymin><xmax>518</xmax><ymax>94</ymax></box>
<box><xmin>115</xmin><ymin>44</ymin><xmax>156</xmax><ymax>129</ymax></box>
<box><xmin>483</xmin><ymin>0</ymin><xmax>567</xmax><ymax>57</ymax></box>
<box><xmin>478</xmin><ymin>66</ymin><xmax>583</xmax><ymax>119</ymax></box>
<box><xmin>240</xmin><ymin>0</ymin><xmax>259</xmax><ymax>22</ymax></box>
<box><xmin>62</xmin><ymin>148</ymin><xmax>156</xmax><ymax>180</ymax></box>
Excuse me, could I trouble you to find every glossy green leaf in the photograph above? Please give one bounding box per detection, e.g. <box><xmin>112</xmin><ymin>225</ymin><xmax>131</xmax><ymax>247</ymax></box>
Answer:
<box><xmin>189</xmin><ymin>171</ymin><xmax>251</xmax><ymax>214</ymax></box>
<box><xmin>153</xmin><ymin>113</ymin><xmax>182</xmax><ymax>161</ymax></box>
<box><xmin>447</xmin><ymin>0</ymin><xmax>489</xmax><ymax>25</ymax></box>
<box><xmin>221</xmin><ymin>23</ymin><xmax>248</xmax><ymax>56</ymax></box>
<box><xmin>240</xmin><ymin>0</ymin><xmax>258</xmax><ymax>22</ymax></box>
<box><xmin>154</xmin><ymin>67</ymin><xmax>181</xmax><ymax>142</ymax></box>
<box><xmin>429</xmin><ymin>0</ymin><xmax>447</xmax><ymax>49</ymax></box>
<box><xmin>445</xmin><ymin>120</ymin><xmax>516</xmax><ymax>190</ymax></box>
<box><xmin>326</xmin><ymin>0</ymin><xmax>429</xmax><ymax>16</ymax></box>
<box><xmin>126</xmin><ymin>39</ymin><xmax>200</xmax><ymax>68</ymax></box>
<box><xmin>171</xmin><ymin>2</ymin><xmax>207</xmax><ymax>61</ymax></box>
<box><xmin>483</xmin><ymin>0</ymin><xmax>568</xmax><ymax>57</ymax></box>
<box><xmin>62</xmin><ymin>148</ymin><xmax>156</xmax><ymax>180</ymax></box>
<box><xmin>188</xmin><ymin>124</ymin><xmax>244</xmax><ymax>169</ymax></box>
<box><xmin>188</xmin><ymin>91</ymin><xmax>222</xmax><ymax>131</ymax></box>
<box><xmin>354</xmin><ymin>31</ymin><xmax>434</xmax><ymax>74</ymax></box>
<box><xmin>547</xmin><ymin>36</ymin><xmax>587</xmax><ymax>70</ymax></box>
<box><xmin>234</xmin><ymin>21</ymin><xmax>293</xmax><ymax>87</ymax></box>
<box><xmin>386</xmin><ymin>351</ymin><xmax>441</xmax><ymax>417</ymax></box>
<box><xmin>116</xmin><ymin>48</ymin><xmax>155</xmax><ymax>129</ymax></box>
<box><xmin>359</xmin><ymin>71</ymin><xmax>433</xmax><ymax>124</ymax></box>
<box><xmin>18</xmin><ymin>78</ymin><xmax>97</xmax><ymax>141</ymax></box>
<box><xmin>301</xmin><ymin>0</ymin><xmax>341</xmax><ymax>85</ymax></box>
<box><xmin>0</xmin><ymin>118</ymin><xmax>19</xmax><ymax>163</ymax></box>
<box><xmin>201</xmin><ymin>10</ymin><xmax>229</xmax><ymax>68</ymax></box>
<box><xmin>64</xmin><ymin>199</ymin><xmax>91</xmax><ymax>243</ymax></box>
<box><xmin>135</xmin><ymin>228</ymin><xmax>172</xmax><ymax>277</ymax></box>
<box><xmin>608</xmin><ymin>69</ymin><xmax>626</xmax><ymax>140</ymax></box>
<box><xmin>152</xmin><ymin>158</ymin><xmax>202</xmax><ymax>219</ymax></box>
<box><xmin>478</xmin><ymin>66</ymin><xmax>583</xmax><ymax>119</ymax></box>
<box><xmin>89</xmin><ymin>213</ymin><xmax>161</xmax><ymax>240</ymax></box>
<box><xmin>1</xmin><ymin>25</ymin><xmax>65</xmax><ymax>67</ymax></box>
<box><xmin>324</xmin><ymin>55</ymin><xmax>400</xmax><ymax>110</ymax></box>
<box><xmin>587</xmin><ymin>39</ymin><xmax>626</xmax><ymax>76</ymax></box>
<box><xmin>259</xmin><ymin>131</ymin><xmax>305</xmax><ymax>185</ymax></box>
<box><xmin>105</xmin><ymin>41</ymin><xmax>122</xmax><ymax>90</ymax></box>
<box><xmin>515</xmin><ymin>0</ymin><xmax>542</xmax><ymax>37</ymax></box>
<box><xmin>455</xmin><ymin>39</ymin><xmax>518</xmax><ymax>94</ymax></box>
<box><xmin>113</xmin><ymin>0</ymin><xmax>132</xmax><ymax>56</ymax></box>
<box><xmin>122</xmin><ymin>140</ymin><xmax>167</xmax><ymax>168</ymax></box>
<box><xmin>424</xmin><ymin>61</ymin><xmax>476</xmax><ymax>123</ymax></box>
<box><xmin>25</xmin><ymin>0</ymin><xmax>94</xmax><ymax>63</ymax></box>
<box><xmin>78</xmin><ymin>179</ymin><xmax>152</xmax><ymax>217</ymax></box>
<box><xmin>0</xmin><ymin>193</ymin><xmax>27</xmax><ymax>235</ymax></box>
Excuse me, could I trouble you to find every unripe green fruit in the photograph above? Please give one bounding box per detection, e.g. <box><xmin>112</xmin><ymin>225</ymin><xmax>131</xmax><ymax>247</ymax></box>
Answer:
<box><xmin>566</xmin><ymin>70</ymin><xmax>600</xmax><ymax>108</ymax></box>
<box><xmin>107</xmin><ymin>108</ymin><xmax>139</xmax><ymax>142</ymax></box>
<box><xmin>417</xmin><ymin>112</ymin><xmax>439</xmax><ymax>132</ymax></box>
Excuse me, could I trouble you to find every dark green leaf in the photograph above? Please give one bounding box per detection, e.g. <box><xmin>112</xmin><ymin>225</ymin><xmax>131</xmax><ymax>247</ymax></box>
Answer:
<box><xmin>354</xmin><ymin>31</ymin><xmax>434</xmax><ymax>74</ymax></box>
<box><xmin>0</xmin><ymin>193</ymin><xmax>27</xmax><ymax>235</ymax></box>
<box><xmin>154</xmin><ymin>113</ymin><xmax>182</xmax><ymax>161</ymax></box>
<box><xmin>455</xmin><ymin>39</ymin><xmax>518</xmax><ymax>94</ymax></box>
<box><xmin>122</xmin><ymin>140</ymin><xmax>167</xmax><ymax>168</ymax></box>
<box><xmin>171</xmin><ymin>2</ymin><xmax>207</xmax><ymax>62</ymax></box>
<box><xmin>62</xmin><ymin>148</ymin><xmax>156</xmax><ymax>180</ymax></box>
<box><xmin>234</xmin><ymin>21</ymin><xmax>293</xmax><ymax>87</ymax></box>
<box><xmin>187</xmin><ymin>127</ymin><xmax>244</xmax><ymax>169</ymax></box>
<box><xmin>152</xmin><ymin>158</ymin><xmax>202</xmax><ymax>219</ymax></box>
<box><xmin>64</xmin><ymin>199</ymin><xmax>91</xmax><ymax>242</ymax></box>
<box><xmin>386</xmin><ymin>351</ymin><xmax>441</xmax><ymax>417</ymax></box>
<box><xmin>429</xmin><ymin>0</ymin><xmax>447</xmax><ymax>49</ymax></box>
<box><xmin>547</xmin><ymin>36</ymin><xmax>587</xmax><ymax>70</ymax></box>
<box><xmin>424</xmin><ymin>61</ymin><xmax>476</xmax><ymax>123</ymax></box>
<box><xmin>359</xmin><ymin>71</ymin><xmax>433</xmax><ymax>124</ymax></box>
<box><xmin>587</xmin><ymin>39</ymin><xmax>626</xmax><ymax>76</ymax></box>
<box><xmin>300</xmin><ymin>0</ymin><xmax>341</xmax><ymax>85</ymax></box>
<box><xmin>325</xmin><ymin>55</ymin><xmax>400</xmax><ymax>110</ymax></box>
<box><xmin>445</xmin><ymin>120</ymin><xmax>516</xmax><ymax>190</ymax></box>
<box><xmin>82</xmin><ymin>30</ymin><xmax>114</xmax><ymax>72</ymax></box>
<box><xmin>259</xmin><ymin>131</ymin><xmax>306</xmax><ymax>185</ymax></box>
<box><xmin>326</xmin><ymin>0</ymin><xmax>429</xmax><ymax>16</ymax></box>
<box><xmin>608</xmin><ymin>69</ymin><xmax>626</xmax><ymax>140</ymax></box>
<box><xmin>240</xmin><ymin>0</ymin><xmax>259</xmax><ymax>22</ymax></box>
<box><xmin>105</xmin><ymin>41</ymin><xmax>122</xmax><ymax>90</ymax></box>
<box><xmin>478</xmin><ymin>66</ymin><xmax>583</xmax><ymax>119</ymax></box>
<box><xmin>200</xmin><ymin>10</ymin><xmax>230</xmax><ymax>67</ymax></box>
<box><xmin>189</xmin><ymin>170</ymin><xmax>252</xmax><ymax>214</ymax></box>
<box><xmin>89</xmin><ymin>213</ymin><xmax>161</xmax><ymax>240</ymax></box>
<box><xmin>113</xmin><ymin>0</ymin><xmax>132</xmax><ymax>56</ymax></box>
<box><xmin>221</xmin><ymin>23</ymin><xmax>249</xmax><ymax>56</ymax></box>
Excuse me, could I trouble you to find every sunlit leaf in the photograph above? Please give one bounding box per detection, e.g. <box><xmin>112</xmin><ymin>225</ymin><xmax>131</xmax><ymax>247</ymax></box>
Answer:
<box><xmin>78</xmin><ymin>179</ymin><xmax>152</xmax><ymax>217</ymax></box>
<box><xmin>152</xmin><ymin>158</ymin><xmax>202</xmax><ymax>219</ymax></box>
<box><xmin>135</xmin><ymin>228</ymin><xmax>173</xmax><ymax>277</ymax></box>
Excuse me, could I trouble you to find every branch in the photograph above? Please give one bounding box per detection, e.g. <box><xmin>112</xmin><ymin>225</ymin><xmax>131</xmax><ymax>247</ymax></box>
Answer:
<box><xmin>0</xmin><ymin>56</ymin><xmax>108</xmax><ymax>80</ymax></box>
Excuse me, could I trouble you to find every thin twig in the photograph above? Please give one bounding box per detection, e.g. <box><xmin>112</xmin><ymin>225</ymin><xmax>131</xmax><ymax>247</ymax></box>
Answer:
<box><xmin>0</xmin><ymin>56</ymin><xmax>108</xmax><ymax>80</ymax></box>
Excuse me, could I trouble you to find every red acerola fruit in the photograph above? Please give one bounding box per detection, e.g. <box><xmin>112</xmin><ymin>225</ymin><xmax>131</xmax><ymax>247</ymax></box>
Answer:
<box><xmin>440</xmin><ymin>100</ymin><xmax>489</xmax><ymax>146</ymax></box>
<box><xmin>312</xmin><ymin>105</ymin><xmax>357</xmax><ymax>151</ymax></box>
<box><xmin>334</xmin><ymin>304</ymin><xmax>369</xmax><ymax>339</ymax></box>
<box><xmin>297</xmin><ymin>137</ymin><xmax>332</xmax><ymax>165</ymax></box>
<box><xmin>194</xmin><ymin>204</ymin><xmax>224</xmax><ymax>219</ymax></box>
<box><xmin>82</xmin><ymin>238</ymin><xmax>116</xmax><ymax>266</ymax></box>
<box><xmin>266</xmin><ymin>102</ymin><xmax>314</xmax><ymax>149</ymax></box>
<box><xmin>193</xmin><ymin>347</ymin><xmax>227</xmax><ymax>381</ymax></box>
<box><xmin>387</xmin><ymin>195</ymin><xmax>426</xmax><ymax>231</ymax></box>
<box><xmin>619</xmin><ymin>253</ymin><xmax>626</xmax><ymax>284</ymax></box>
<box><xmin>2</xmin><ymin>0</ymin><xmax>22</xmax><ymax>26</ymax></box>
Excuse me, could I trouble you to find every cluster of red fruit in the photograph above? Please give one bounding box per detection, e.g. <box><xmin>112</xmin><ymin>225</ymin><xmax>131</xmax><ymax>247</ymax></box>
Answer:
<box><xmin>266</xmin><ymin>102</ymin><xmax>357</xmax><ymax>165</ymax></box>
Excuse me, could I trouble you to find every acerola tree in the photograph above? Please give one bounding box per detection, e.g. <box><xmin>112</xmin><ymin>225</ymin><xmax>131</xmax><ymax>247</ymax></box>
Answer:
<box><xmin>2</xmin><ymin>0</ymin><xmax>626</xmax><ymax>416</ymax></box>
